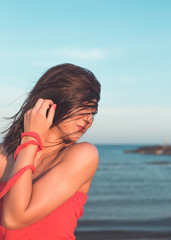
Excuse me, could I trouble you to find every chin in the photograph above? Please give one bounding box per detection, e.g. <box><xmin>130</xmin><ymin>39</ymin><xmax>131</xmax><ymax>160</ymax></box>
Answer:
<box><xmin>63</xmin><ymin>134</ymin><xmax>81</xmax><ymax>143</ymax></box>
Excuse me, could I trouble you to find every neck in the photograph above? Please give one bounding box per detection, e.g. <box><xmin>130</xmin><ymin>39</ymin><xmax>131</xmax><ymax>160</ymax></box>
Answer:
<box><xmin>42</xmin><ymin>126</ymin><xmax>63</xmax><ymax>147</ymax></box>
<box><xmin>34</xmin><ymin>127</ymin><xmax>66</xmax><ymax>172</ymax></box>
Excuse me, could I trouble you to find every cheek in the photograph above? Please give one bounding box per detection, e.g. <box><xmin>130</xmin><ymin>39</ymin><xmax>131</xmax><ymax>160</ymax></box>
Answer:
<box><xmin>66</xmin><ymin>122</ymin><xmax>79</xmax><ymax>134</ymax></box>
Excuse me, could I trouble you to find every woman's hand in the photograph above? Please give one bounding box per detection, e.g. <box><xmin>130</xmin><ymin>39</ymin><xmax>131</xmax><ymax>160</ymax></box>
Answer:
<box><xmin>24</xmin><ymin>98</ymin><xmax>56</xmax><ymax>138</ymax></box>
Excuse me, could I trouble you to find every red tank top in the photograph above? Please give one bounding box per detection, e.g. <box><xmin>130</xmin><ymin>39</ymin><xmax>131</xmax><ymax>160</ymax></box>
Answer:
<box><xmin>0</xmin><ymin>168</ymin><xmax>87</xmax><ymax>240</ymax></box>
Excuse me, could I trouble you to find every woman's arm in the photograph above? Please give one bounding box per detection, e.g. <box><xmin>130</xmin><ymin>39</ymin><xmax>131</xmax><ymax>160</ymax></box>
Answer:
<box><xmin>2</xmin><ymin>142</ymin><xmax>99</xmax><ymax>229</ymax></box>
<box><xmin>1</xmin><ymin>98</ymin><xmax>56</xmax><ymax>228</ymax></box>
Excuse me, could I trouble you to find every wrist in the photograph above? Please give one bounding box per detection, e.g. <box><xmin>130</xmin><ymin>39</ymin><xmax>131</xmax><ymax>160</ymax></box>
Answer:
<box><xmin>21</xmin><ymin>136</ymin><xmax>37</xmax><ymax>144</ymax></box>
<box><xmin>14</xmin><ymin>132</ymin><xmax>43</xmax><ymax>161</ymax></box>
<box><xmin>21</xmin><ymin>132</ymin><xmax>43</xmax><ymax>150</ymax></box>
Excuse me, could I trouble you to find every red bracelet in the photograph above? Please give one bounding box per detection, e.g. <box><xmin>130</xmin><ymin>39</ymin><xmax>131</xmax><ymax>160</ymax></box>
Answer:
<box><xmin>21</xmin><ymin>132</ymin><xmax>43</xmax><ymax>150</ymax></box>
<box><xmin>14</xmin><ymin>141</ymin><xmax>41</xmax><ymax>160</ymax></box>
<box><xmin>14</xmin><ymin>132</ymin><xmax>43</xmax><ymax>161</ymax></box>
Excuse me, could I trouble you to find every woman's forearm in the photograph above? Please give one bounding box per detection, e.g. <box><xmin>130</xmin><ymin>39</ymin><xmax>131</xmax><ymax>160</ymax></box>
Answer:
<box><xmin>3</xmin><ymin>140</ymin><xmax>38</xmax><ymax>226</ymax></box>
<box><xmin>9</xmin><ymin>137</ymin><xmax>37</xmax><ymax>177</ymax></box>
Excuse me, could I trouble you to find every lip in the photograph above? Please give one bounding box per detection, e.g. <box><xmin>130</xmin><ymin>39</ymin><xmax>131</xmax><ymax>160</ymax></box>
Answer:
<box><xmin>77</xmin><ymin>125</ymin><xmax>85</xmax><ymax>132</ymax></box>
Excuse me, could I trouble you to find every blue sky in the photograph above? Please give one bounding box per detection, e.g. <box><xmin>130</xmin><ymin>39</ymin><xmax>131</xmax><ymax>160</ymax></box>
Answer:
<box><xmin>0</xmin><ymin>0</ymin><xmax>171</xmax><ymax>144</ymax></box>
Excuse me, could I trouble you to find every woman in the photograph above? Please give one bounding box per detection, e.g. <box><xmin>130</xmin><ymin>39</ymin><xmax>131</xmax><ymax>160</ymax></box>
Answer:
<box><xmin>0</xmin><ymin>63</ymin><xmax>101</xmax><ymax>239</ymax></box>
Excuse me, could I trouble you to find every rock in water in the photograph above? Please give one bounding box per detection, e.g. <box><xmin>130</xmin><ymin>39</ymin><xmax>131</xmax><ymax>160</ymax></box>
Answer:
<box><xmin>124</xmin><ymin>145</ymin><xmax>171</xmax><ymax>155</ymax></box>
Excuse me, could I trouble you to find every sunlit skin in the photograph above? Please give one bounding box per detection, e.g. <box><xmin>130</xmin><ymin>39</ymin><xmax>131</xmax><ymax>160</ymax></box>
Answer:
<box><xmin>0</xmin><ymin>98</ymin><xmax>99</xmax><ymax>229</ymax></box>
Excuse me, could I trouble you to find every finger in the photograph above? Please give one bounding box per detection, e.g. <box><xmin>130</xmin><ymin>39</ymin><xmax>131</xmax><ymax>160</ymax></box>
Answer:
<box><xmin>33</xmin><ymin>98</ymin><xmax>45</xmax><ymax>111</ymax></box>
<box><xmin>38</xmin><ymin>99</ymin><xmax>54</xmax><ymax>114</ymax></box>
<box><xmin>47</xmin><ymin>104</ymin><xmax>57</xmax><ymax>124</ymax></box>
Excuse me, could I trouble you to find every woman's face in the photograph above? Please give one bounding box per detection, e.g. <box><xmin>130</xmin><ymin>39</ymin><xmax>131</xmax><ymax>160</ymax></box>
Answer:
<box><xmin>56</xmin><ymin>107</ymin><xmax>96</xmax><ymax>142</ymax></box>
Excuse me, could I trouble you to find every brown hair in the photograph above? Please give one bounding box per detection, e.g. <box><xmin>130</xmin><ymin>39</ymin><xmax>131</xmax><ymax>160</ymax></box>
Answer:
<box><xmin>2</xmin><ymin>63</ymin><xmax>101</xmax><ymax>155</ymax></box>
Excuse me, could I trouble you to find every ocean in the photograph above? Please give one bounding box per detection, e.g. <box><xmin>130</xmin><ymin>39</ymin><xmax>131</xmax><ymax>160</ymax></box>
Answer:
<box><xmin>77</xmin><ymin>144</ymin><xmax>171</xmax><ymax>233</ymax></box>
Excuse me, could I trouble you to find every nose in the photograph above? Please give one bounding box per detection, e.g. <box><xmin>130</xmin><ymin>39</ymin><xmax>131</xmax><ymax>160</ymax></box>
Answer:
<box><xmin>83</xmin><ymin>113</ymin><xmax>94</xmax><ymax>124</ymax></box>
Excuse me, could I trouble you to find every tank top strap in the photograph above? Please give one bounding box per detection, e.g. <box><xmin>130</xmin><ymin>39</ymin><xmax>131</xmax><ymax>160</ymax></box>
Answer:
<box><xmin>0</xmin><ymin>165</ymin><xmax>35</xmax><ymax>199</ymax></box>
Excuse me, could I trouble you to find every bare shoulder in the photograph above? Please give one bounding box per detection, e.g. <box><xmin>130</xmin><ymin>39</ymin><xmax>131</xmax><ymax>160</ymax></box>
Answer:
<box><xmin>67</xmin><ymin>142</ymin><xmax>99</xmax><ymax>164</ymax></box>
<box><xmin>0</xmin><ymin>144</ymin><xmax>8</xmax><ymax>180</ymax></box>
<box><xmin>63</xmin><ymin>142</ymin><xmax>99</xmax><ymax>179</ymax></box>
<box><xmin>69</xmin><ymin>141</ymin><xmax>98</xmax><ymax>156</ymax></box>
<box><xmin>0</xmin><ymin>144</ymin><xmax>15</xmax><ymax>181</ymax></box>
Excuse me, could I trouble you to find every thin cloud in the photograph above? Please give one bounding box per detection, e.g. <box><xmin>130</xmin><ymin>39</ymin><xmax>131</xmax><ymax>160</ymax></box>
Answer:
<box><xmin>49</xmin><ymin>48</ymin><xmax>105</xmax><ymax>60</ymax></box>
<box><xmin>117</xmin><ymin>75</ymin><xmax>136</xmax><ymax>84</ymax></box>
<box><xmin>31</xmin><ymin>48</ymin><xmax>105</xmax><ymax>67</ymax></box>
<box><xmin>0</xmin><ymin>47</ymin><xmax>105</xmax><ymax>60</ymax></box>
